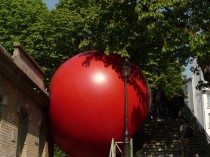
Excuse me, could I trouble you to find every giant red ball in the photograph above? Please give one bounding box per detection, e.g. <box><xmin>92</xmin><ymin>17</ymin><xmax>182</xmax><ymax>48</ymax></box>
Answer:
<box><xmin>49</xmin><ymin>51</ymin><xmax>151</xmax><ymax>157</ymax></box>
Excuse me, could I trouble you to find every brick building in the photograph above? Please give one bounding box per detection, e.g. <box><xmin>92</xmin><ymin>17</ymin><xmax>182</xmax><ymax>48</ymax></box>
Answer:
<box><xmin>0</xmin><ymin>42</ymin><xmax>51</xmax><ymax>157</ymax></box>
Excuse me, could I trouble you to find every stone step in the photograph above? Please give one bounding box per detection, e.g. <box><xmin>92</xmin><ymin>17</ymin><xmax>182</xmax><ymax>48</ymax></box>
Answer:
<box><xmin>136</xmin><ymin>141</ymin><xmax>206</xmax><ymax>151</ymax></box>
<box><xmin>135</xmin><ymin>153</ymin><xmax>206</xmax><ymax>157</ymax></box>
<box><xmin>136</xmin><ymin>150</ymin><xmax>182</xmax><ymax>156</ymax></box>
<box><xmin>142</xmin><ymin>132</ymin><xmax>180</xmax><ymax>136</ymax></box>
<box><xmin>140</xmin><ymin>135</ymin><xmax>180</xmax><ymax>140</ymax></box>
<box><xmin>133</xmin><ymin>118</ymin><xmax>208</xmax><ymax>156</ymax></box>
<box><xmin>142</xmin><ymin>142</ymin><xmax>180</xmax><ymax>148</ymax></box>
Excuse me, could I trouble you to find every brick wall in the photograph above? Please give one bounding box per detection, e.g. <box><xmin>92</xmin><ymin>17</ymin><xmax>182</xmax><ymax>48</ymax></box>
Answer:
<box><xmin>0</xmin><ymin>43</ymin><xmax>50</xmax><ymax>157</ymax></box>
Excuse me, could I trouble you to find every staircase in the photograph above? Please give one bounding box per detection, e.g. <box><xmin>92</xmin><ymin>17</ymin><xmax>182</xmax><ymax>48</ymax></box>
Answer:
<box><xmin>133</xmin><ymin>117</ymin><xmax>208</xmax><ymax>157</ymax></box>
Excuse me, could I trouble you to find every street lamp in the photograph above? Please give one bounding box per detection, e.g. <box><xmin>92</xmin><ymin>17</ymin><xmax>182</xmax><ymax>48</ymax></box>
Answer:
<box><xmin>121</xmin><ymin>57</ymin><xmax>131</xmax><ymax>157</ymax></box>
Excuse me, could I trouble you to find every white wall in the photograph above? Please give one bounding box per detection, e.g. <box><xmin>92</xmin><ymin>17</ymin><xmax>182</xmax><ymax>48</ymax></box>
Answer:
<box><xmin>186</xmin><ymin>78</ymin><xmax>194</xmax><ymax>113</ymax></box>
<box><xmin>186</xmin><ymin>59</ymin><xmax>210</xmax><ymax>136</ymax></box>
<box><xmin>202</xmin><ymin>93</ymin><xmax>210</xmax><ymax>136</ymax></box>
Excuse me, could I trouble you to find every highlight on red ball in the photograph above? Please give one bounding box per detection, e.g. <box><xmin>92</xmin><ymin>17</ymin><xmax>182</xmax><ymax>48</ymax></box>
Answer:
<box><xmin>49</xmin><ymin>51</ymin><xmax>151</xmax><ymax>157</ymax></box>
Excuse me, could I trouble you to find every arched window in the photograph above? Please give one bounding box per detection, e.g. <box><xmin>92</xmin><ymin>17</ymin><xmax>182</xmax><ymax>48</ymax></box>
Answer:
<box><xmin>0</xmin><ymin>91</ymin><xmax>7</xmax><ymax>119</ymax></box>
<box><xmin>0</xmin><ymin>78</ymin><xmax>8</xmax><ymax>117</ymax></box>
<box><xmin>16</xmin><ymin>100</ymin><xmax>29</xmax><ymax>157</ymax></box>
<box><xmin>0</xmin><ymin>94</ymin><xmax>3</xmax><ymax>118</ymax></box>
<box><xmin>38</xmin><ymin>117</ymin><xmax>47</xmax><ymax>157</ymax></box>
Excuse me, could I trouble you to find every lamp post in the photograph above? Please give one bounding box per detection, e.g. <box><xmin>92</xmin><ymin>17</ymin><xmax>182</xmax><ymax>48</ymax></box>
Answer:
<box><xmin>121</xmin><ymin>57</ymin><xmax>131</xmax><ymax>157</ymax></box>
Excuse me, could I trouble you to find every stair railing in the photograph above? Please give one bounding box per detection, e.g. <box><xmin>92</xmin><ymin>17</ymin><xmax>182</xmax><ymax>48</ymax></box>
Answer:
<box><xmin>109</xmin><ymin>138</ymin><xmax>133</xmax><ymax>157</ymax></box>
<box><xmin>182</xmin><ymin>104</ymin><xmax>210</xmax><ymax>153</ymax></box>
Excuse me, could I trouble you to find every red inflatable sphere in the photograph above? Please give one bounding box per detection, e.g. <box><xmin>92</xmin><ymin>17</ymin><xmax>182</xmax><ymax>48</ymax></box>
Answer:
<box><xmin>49</xmin><ymin>51</ymin><xmax>151</xmax><ymax>157</ymax></box>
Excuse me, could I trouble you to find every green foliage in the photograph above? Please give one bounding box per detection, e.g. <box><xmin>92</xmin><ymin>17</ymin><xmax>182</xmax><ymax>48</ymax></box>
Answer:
<box><xmin>1</xmin><ymin>0</ymin><xmax>208</xmax><ymax>96</ymax></box>
<box><xmin>54</xmin><ymin>144</ymin><xmax>67</xmax><ymax>157</ymax></box>
<box><xmin>0</xmin><ymin>0</ymin><xmax>49</xmax><ymax>51</ymax></box>
<box><xmin>0</xmin><ymin>0</ymin><xmax>54</xmax><ymax>83</ymax></box>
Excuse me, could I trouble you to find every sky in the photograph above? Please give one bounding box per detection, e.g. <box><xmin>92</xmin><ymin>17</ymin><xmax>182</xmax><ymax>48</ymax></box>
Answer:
<box><xmin>42</xmin><ymin>0</ymin><xmax>192</xmax><ymax>78</ymax></box>
<box><xmin>43</xmin><ymin>0</ymin><xmax>58</xmax><ymax>10</ymax></box>
<box><xmin>183</xmin><ymin>64</ymin><xmax>192</xmax><ymax>79</ymax></box>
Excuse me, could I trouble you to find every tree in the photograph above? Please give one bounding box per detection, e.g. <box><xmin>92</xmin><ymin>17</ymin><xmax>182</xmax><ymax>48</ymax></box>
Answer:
<box><xmin>54</xmin><ymin>144</ymin><xmax>67</xmax><ymax>157</ymax></box>
<box><xmin>1</xmin><ymin>0</ymin><xmax>208</xmax><ymax>91</ymax></box>
<box><xmin>0</xmin><ymin>0</ymin><xmax>193</xmax><ymax>94</ymax></box>
<box><xmin>0</xmin><ymin>0</ymin><xmax>50</xmax><ymax>51</ymax></box>
<box><xmin>72</xmin><ymin>0</ymin><xmax>209</xmax><ymax>93</ymax></box>
<box><xmin>0</xmin><ymin>0</ymin><xmax>56</xmax><ymax>84</ymax></box>
<box><xmin>68</xmin><ymin>0</ymin><xmax>191</xmax><ymax>95</ymax></box>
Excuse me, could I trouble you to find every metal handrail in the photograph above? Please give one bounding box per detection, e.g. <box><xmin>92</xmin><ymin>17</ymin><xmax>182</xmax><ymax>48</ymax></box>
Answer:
<box><xmin>109</xmin><ymin>138</ymin><xmax>133</xmax><ymax>157</ymax></box>
<box><xmin>182</xmin><ymin>104</ymin><xmax>210</xmax><ymax>152</ymax></box>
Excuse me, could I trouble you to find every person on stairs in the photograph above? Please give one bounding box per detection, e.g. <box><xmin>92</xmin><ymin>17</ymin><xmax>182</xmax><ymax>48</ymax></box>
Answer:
<box><xmin>155</xmin><ymin>88</ymin><xmax>168</xmax><ymax>119</ymax></box>
<box><xmin>179</xmin><ymin>118</ymin><xmax>194</xmax><ymax>157</ymax></box>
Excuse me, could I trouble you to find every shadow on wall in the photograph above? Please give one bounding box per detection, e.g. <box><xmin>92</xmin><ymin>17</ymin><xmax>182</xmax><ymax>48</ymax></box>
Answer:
<box><xmin>16</xmin><ymin>108</ymin><xmax>29</xmax><ymax>157</ymax></box>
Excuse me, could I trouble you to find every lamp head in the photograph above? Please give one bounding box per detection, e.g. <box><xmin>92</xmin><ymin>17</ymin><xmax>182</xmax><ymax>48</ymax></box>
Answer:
<box><xmin>121</xmin><ymin>57</ymin><xmax>131</xmax><ymax>79</ymax></box>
